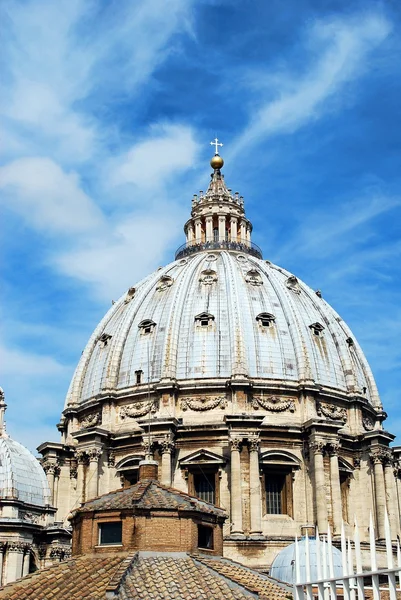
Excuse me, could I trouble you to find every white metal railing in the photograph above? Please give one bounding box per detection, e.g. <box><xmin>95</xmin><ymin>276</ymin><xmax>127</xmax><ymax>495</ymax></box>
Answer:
<box><xmin>293</xmin><ymin>511</ymin><xmax>401</xmax><ymax>600</ymax></box>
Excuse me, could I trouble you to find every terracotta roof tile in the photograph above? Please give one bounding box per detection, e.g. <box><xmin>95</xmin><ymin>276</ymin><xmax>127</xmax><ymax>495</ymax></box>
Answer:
<box><xmin>77</xmin><ymin>479</ymin><xmax>226</xmax><ymax>517</ymax></box>
<box><xmin>0</xmin><ymin>553</ymin><xmax>129</xmax><ymax>600</ymax></box>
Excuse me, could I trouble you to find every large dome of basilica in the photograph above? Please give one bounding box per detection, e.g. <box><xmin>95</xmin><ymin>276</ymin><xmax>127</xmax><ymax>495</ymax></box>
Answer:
<box><xmin>66</xmin><ymin>245</ymin><xmax>379</xmax><ymax>408</ymax></box>
<box><xmin>41</xmin><ymin>147</ymin><xmax>399</xmax><ymax>571</ymax></box>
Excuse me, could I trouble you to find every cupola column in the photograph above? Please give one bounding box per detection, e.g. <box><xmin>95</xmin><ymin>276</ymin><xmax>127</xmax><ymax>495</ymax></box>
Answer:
<box><xmin>187</xmin><ymin>223</ymin><xmax>195</xmax><ymax>244</ymax></box>
<box><xmin>22</xmin><ymin>545</ymin><xmax>31</xmax><ymax>577</ymax></box>
<box><xmin>4</xmin><ymin>543</ymin><xmax>24</xmax><ymax>584</ymax></box>
<box><xmin>248</xmin><ymin>435</ymin><xmax>262</xmax><ymax>535</ymax></box>
<box><xmin>246</xmin><ymin>224</ymin><xmax>251</xmax><ymax>244</ymax></box>
<box><xmin>205</xmin><ymin>216</ymin><xmax>213</xmax><ymax>242</ymax></box>
<box><xmin>218</xmin><ymin>215</ymin><xmax>226</xmax><ymax>242</ymax></box>
<box><xmin>370</xmin><ymin>449</ymin><xmax>386</xmax><ymax>539</ymax></box>
<box><xmin>87</xmin><ymin>448</ymin><xmax>102</xmax><ymax>500</ymax></box>
<box><xmin>240</xmin><ymin>219</ymin><xmax>247</xmax><ymax>243</ymax></box>
<box><xmin>230</xmin><ymin>436</ymin><xmax>243</xmax><ymax>535</ymax></box>
<box><xmin>76</xmin><ymin>451</ymin><xmax>87</xmax><ymax>503</ymax></box>
<box><xmin>195</xmin><ymin>218</ymin><xmax>202</xmax><ymax>243</ymax></box>
<box><xmin>383</xmin><ymin>455</ymin><xmax>399</xmax><ymax>539</ymax></box>
<box><xmin>230</xmin><ymin>217</ymin><xmax>238</xmax><ymax>242</ymax></box>
<box><xmin>328</xmin><ymin>443</ymin><xmax>342</xmax><ymax>535</ymax></box>
<box><xmin>43</xmin><ymin>462</ymin><xmax>56</xmax><ymax>503</ymax></box>
<box><xmin>311</xmin><ymin>441</ymin><xmax>328</xmax><ymax>534</ymax></box>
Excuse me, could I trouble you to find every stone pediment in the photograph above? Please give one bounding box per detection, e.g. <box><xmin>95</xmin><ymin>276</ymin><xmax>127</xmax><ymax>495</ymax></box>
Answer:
<box><xmin>179</xmin><ymin>449</ymin><xmax>226</xmax><ymax>466</ymax></box>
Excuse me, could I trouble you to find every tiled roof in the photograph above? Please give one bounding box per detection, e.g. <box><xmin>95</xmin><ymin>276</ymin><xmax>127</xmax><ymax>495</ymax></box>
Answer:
<box><xmin>0</xmin><ymin>553</ymin><xmax>128</xmax><ymax>599</ymax></box>
<box><xmin>194</xmin><ymin>554</ymin><xmax>291</xmax><ymax>599</ymax></box>
<box><xmin>77</xmin><ymin>479</ymin><xmax>226</xmax><ymax>517</ymax></box>
<box><xmin>0</xmin><ymin>552</ymin><xmax>291</xmax><ymax>600</ymax></box>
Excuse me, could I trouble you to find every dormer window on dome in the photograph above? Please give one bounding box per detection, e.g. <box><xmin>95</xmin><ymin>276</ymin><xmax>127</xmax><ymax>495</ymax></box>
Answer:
<box><xmin>286</xmin><ymin>276</ymin><xmax>301</xmax><ymax>294</ymax></box>
<box><xmin>124</xmin><ymin>286</ymin><xmax>136</xmax><ymax>303</ymax></box>
<box><xmin>195</xmin><ymin>312</ymin><xmax>215</xmax><ymax>327</ymax></box>
<box><xmin>98</xmin><ymin>333</ymin><xmax>112</xmax><ymax>347</ymax></box>
<box><xmin>256</xmin><ymin>313</ymin><xmax>276</xmax><ymax>327</ymax></box>
<box><xmin>138</xmin><ymin>319</ymin><xmax>156</xmax><ymax>335</ymax></box>
<box><xmin>309</xmin><ymin>322</ymin><xmax>325</xmax><ymax>337</ymax></box>
<box><xmin>156</xmin><ymin>276</ymin><xmax>174</xmax><ymax>291</ymax></box>
<box><xmin>245</xmin><ymin>270</ymin><xmax>263</xmax><ymax>286</ymax></box>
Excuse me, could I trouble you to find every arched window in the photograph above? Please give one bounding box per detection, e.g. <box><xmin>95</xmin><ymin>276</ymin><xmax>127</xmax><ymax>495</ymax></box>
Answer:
<box><xmin>194</xmin><ymin>312</ymin><xmax>215</xmax><ymax>327</ymax></box>
<box><xmin>138</xmin><ymin>319</ymin><xmax>156</xmax><ymax>335</ymax></box>
<box><xmin>116</xmin><ymin>455</ymin><xmax>144</xmax><ymax>487</ymax></box>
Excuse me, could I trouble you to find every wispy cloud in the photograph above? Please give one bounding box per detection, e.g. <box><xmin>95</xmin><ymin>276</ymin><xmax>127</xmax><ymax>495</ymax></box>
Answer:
<box><xmin>230</xmin><ymin>13</ymin><xmax>391</xmax><ymax>156</ymax></box>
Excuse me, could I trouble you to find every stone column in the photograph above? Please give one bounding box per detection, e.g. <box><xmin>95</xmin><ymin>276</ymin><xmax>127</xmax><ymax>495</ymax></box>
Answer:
<box><xmin>230</xmin><ymin>436</ymin><xmax>243</xmax><ymax>535</ymax></box>
<box><xmin>187</xmin><ymin>223</ymin><xmax>195</xmax><ymax>244</ymax></box>
<box><xmin>43</xmin><ymin>462</ymin><xmax>56</xmax><ymax>503</ymax></box>
<box><xmin>240</xmin><ymin>219</ymin><xmax>246</xmax><ymax>242</ymax></box>
<box><xmin>383</xmin><ymin>456</ymin><xmax>399</xmax><ymax>539</ymax></box>
<box><xmin>230</xmin><ymin>217</ymin><xmax>238</xmax><ymax>242</ymax></box>
<box><xmin>4</xmin><ymin>543</ymin><xmax>24</xmax><ymax>584</ymax></box>
<box><xmin>22</xmin><ymin>545</ymin><xmax>31</xmax><ymax>577</ymax></box>
<box><xmin>248</xmin><ymin>435</ymin><xmax>262</xmax><ymax>535</ymax></box>
<box><xmin>0</xmin><ymin>544</ymin><xmax>5</xmax><ymax>586</ymax></box>
<box><xmin>87</xmin><ymin>448</ymin><xmax>102</xmax><ymax>500</ymax></box>
<box><xmin>195</xmin><ymin>218</ymin><xmax>202</xmax><ymax>243</ymax></box>
<box><xmin>205</xmin><ymin>216</ymin><xmax>213</xmax><ymax>242</ymax></box>
<box><xmin>76</xmin><ymin>451</ymin><xmax>87</xmax><ymax>504</ymax></box>
<box><xmin>218</xmin><ymin>215</ymin><xmax>226</xmax><ymax>242</ymax></box>
<box><xmin>328</xmin><ymin>443</ymin><xmax>342</xmax><ymax>534</ymax></box>
<box><xmin>311</xmin><ymin>441</ymin><xmax>328</xmax><ymax>534</ymax></box>
<box><xmin>371</xmin><ymin>449</ymin><xmax>386</xmax><ymax>539</ymax></box>
<box><xmin>160</xmin><ymin>435</ymin><xmax>175</xmax><ymax>486</ymax></box>
<box><xmin>246</xmin><ymin>225</ymin><xmax>251</xmax><ymax>244</ymax></box>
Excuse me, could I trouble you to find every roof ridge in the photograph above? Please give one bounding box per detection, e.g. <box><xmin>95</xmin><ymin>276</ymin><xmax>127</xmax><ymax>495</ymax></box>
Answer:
<box><xmin>105</xmin><ymin>552</ymin><xmax>138</xmax><ymax>596</ymax></box>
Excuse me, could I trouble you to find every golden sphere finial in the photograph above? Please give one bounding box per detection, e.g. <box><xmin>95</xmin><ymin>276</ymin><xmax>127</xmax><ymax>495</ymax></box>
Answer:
<box><xmin>210</xmin><ymin>154</ymin><xmax>224</xmax><ymax>170</ymax></box>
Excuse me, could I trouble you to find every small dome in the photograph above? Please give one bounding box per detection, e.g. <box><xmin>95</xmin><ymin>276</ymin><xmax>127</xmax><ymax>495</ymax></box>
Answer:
<box><xmin>0</xmin><ymin>436</ymin><xmax>51</xmax><ymax>507</ymax></box>
<box><xmin>210</xmin><ymin>154</ymin><xmax>224</xmax><ymax>170</ymax></box>
<box><xmin>270</xmin><ymin>538</ymin><xmax>342</xmax><ymax>584</ymax></box>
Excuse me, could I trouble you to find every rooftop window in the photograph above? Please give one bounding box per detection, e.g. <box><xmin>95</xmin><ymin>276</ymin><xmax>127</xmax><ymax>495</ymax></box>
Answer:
<box><xmin>197</xmin><ymin>524</ymin><xmax>214</xmax><ymax>550</ymax></box>
<box><xmin>256</xmin><ymin>312</ymin><xmax>276</xmax><ymax>327</ymax></box>
<box><xmin>138</xmin><ymin>319</ymin><xmax>156</xmax><ymax>335</ymax></box>
<box><xmin>195</xmin><ymin>312</ymin><xmax>215</xmax><ymax>327</ymax></box>
<box><xmin>98</xmin><ymin>521</ymin><xmax>122</xmax><ymax>546</ymax></box>
<box><xmin>309</xmin><ymin>322</ymin><xmax>325</xmax><ymax>337</ymax></box>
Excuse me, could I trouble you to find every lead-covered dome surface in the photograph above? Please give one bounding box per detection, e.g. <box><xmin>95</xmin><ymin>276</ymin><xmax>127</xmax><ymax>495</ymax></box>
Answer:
<box><xmin>66</xmin><ymin>250</ymin><xmax>379</xmax><ymax>408</ymax></box>
<box><xmin>270</xmin><ymin>538</ymin><xmax>343</xmax><ymax>584</ymax></box>
<box><xmin>0</xmin><ymin>435</ymin><xmax>51</xmax><ymax>506</ymax></box>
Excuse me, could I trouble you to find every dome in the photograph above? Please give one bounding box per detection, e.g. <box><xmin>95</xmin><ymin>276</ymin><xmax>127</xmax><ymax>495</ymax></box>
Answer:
<box><xmin>0</xmin><ymin>435</ymin><xmax>51</xmax><ymax>506</ymax></box>
<box><xmin>270</xmin><ymin>538</ymin><xmax>343</xmax><ymax>584</ymax></box>
<box><xmin>66</xmin><ymin>250</ymin><xmax>379</xmax><ymax>408</ymax></box>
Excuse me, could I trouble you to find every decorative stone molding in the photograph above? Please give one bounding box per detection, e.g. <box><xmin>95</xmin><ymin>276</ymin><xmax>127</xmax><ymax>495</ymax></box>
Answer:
<box><xmin>142</xmin><ymin>437</ymin><xmax>155</xmax><ymax>457</ymax></box>
<box><xmin>70</xmin><ymin>464</ymin><xmax>78</xmax><ymax>478</ymax></box>
<box><xmin>50</xmin><ymin>546</ymin><xmax>67</xmax><ymax>560</ymax></box>
<box><xmin>107</xmin><ymin>450</ymin><xmax>116</xmax><ymax>467</ymax></box>
<box><xmin>229</xmin><ymin>437</ymin><xmax>242</xmax><ymax>451</ymax></box>
<box><xmin>0</xmin><ymin>387</ymin><xmax>4</xmax><ymax>401</ymax></box>
<box><xmin>42</xmin><ymin>461</ymin><xmax>57</xmax><ymax>474</ymax></box>
<box><xmin>120</xmin><ymin>400</ymin><xmax>156</xmax><ymax>419</ymax></box>
<box><xmin>160</xmin><ymin>434</ymin><xmax>175</xmax><ymax>455</ymax></box>
<box><xmin>353</xmin><ymin>457</ymin><xmax>361</xmax><ymax>469</ymax></box>
<box><xmin>370</xmin><ymin>447</ymin><xmax>392</xmax><ymax>465</ymax></box>
<box><xmin>124</xmin><ymin>286</ymin><xmax>136</xmax><ymax>303</ymax></box>
<box><xmin>20</xmin><ymin>511</ymin><xmax>40</xmax><ymax>524</ymax></box>
<box><xmin>88</xmin><ymin>447</ymin><xmax>102</xmax><ymax>462</ymax></box>
<box><xmin>199</xmin><ymin>269</ymin><xmax>218</xmax><ymax>285</ymax></box>
<box><xmin>248</xmin><ymin>434</ymin><xmax>260</xmax><ymax>453</ymax></box>
<box><xmin>76</xmin><ymin>450</ymin><xmax>89</xmax><ymax>464</ymax></box>
<box><xmin>38</xmin><ymin>545</ymin><xmax>47</xmax><ymax>560</ymax></box>
<box><xmin>286</xmin><ymin>275</ymin><xmax>301</xmax><ymax>294</ymax></box>
<box><xmin>79</xmin><ymin>412</ymin><xmax>101</xmax><ymax>429</ymax></box>
<box><xmin>245</xmin><ymin>269</ymin><xmax>263</xmax><ymax>286</ymax></box>
<box><xmin>181</xmin><ymin>396</ymin><xmax>227</xmax><ymax>412</ymax></box>
<box><xmin>251</xmin><ymin>395</ymin><xmax>295</xmax><ymax>413</ymax></box>
<box><xmin>316</xmin><ymin>402</ymin><xmax>347</xmax><ymax>423</ymax></box>
<box><xmin>310</xmin><ymin>441</ymin><xmax>326</xmax><ymax>455</ymax></box>
<box><xmin>327</xmin><ymin>442</ymin><xmax>340</xmax><ymax>456</ymax></box>
<box><xmin>362</xmin><ymin>414</ymin><xmax>375</xmax><ymax>431</ymax></box>
<box><xmin>156</xmin><ymin>276</ymin><xmax>174</xmax><ymax>291</ymax></box>
<box><xmin>8</xmin><ymin>542</ymin><xmax>26</xmax><ymax>553</ymax></box>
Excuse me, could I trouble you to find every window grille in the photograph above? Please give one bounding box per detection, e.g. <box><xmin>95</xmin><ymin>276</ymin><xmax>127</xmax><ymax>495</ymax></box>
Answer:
<box><xmin>266</xmin><ymin>473</ymin><xmax>286</xmax><ymax>514</ymax></box>
<box><xmin>194</xmin><ymin>472</ymin><xmax>215</xmax><ymax>504</ymax></box>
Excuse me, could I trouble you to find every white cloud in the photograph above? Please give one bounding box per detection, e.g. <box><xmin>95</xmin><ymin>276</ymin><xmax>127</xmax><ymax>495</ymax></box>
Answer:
<box><xmin>231</xmin><ymin>13</ymin><xmax>391</xmax><ymax>156</ymax></box>
<box><xmin>0</xmin><ymin>157</ymin><xmax>105</xmax><ymax>234</ymax></box>
<box><xmin>110</xmin><ymin>124</ymin><xmax>199</xmax><ymax>189</ymax></box>
<box><xmin>0</xmin><ymin>343</ymin><xmax>68</xmax><ymax>378</ymax></box>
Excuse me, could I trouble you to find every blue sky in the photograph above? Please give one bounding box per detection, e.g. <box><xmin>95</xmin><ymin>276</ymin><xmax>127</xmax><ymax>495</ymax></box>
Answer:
<box><xmin>1</xmin><ymin>0</ymin><xmax>400</xmax><ymax>453</ymax></box>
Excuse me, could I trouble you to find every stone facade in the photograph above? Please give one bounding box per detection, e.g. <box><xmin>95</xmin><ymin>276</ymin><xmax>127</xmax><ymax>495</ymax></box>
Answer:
<box><xmin>38</xmin><ymin>152</ymin><xmax>400</xmax><ymax>570</ymax></box>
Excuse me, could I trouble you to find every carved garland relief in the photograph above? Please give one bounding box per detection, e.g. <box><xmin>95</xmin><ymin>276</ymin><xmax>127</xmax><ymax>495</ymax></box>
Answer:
<box><xmin>181</xmin><ymin>396</ymin><xmax>227</xmax><ymax>411</ymax></box>
<box><xmin>316</xmin><ymin>402</ymin><xmax>347</xmax><ymax>423</ymax></box>
<box><xmin>362</xmin><ymin>414</ymin><xmax>375</xmax><ymax>431</ymax></box>
<box><xmin>120</xmin><ymin>400</ymin><xmax>156</xmax><ymax>420</ymax></box>
<box><xmin>79</xmin><ymin>412</ymin><xmax>101</xmax><ymax>429</ymax></box>
<box><xmin>251</xmin><ymin>396</ymin><xmax>295</xmax><ymax>412</ymax></box>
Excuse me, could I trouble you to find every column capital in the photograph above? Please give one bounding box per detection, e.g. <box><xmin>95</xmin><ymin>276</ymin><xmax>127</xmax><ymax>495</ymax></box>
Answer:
<box><xmin>248</xmin><ymin>434</ymin><xmax>260</xmax><ymax>453</ymax></box>
<box><xmin>142</xmin><ymin>436</ymin><xmax>155</xmax><ymax>458</ymax></box>
<box><xmin>8</xmin><ymin>542</ymin><xmax>26</xmax><ymax>553</ymax></box>
<box><xmin>310</xmin><ymin>440</ymin><xmax>326</xmax><ymax>455</ymax></box>
<box><xmin>327</xmin><ymin>442</ymin><xmax>340</xmax><ymax>456</ymax></box>
<box><xmin>160</xmin><ymin>434</ymin><xmax>175</xmax><ymax>455</ymax></box>
<box><xmin>229</xmin><ymin>436</ymin><xmax>242</xmax><ymax>451</ymax></box>
<box><xmin>42</xmin><ymin>460</ymin><xmax>57</xmax><ymax>474</ymax></box>
<box><xmin>88</xmin><ymin>447</ymin><xmax>102</xmax><ymax>462</ymax></box>
<box><xmin>107</xmin><ymin>450</ymin><xmax>116</xmax><ymax>467</ymax></box>
<box><xmin>370</xmin><ymin>446</ymin><xmax>391</xmax><ymax>465</ymax></box>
